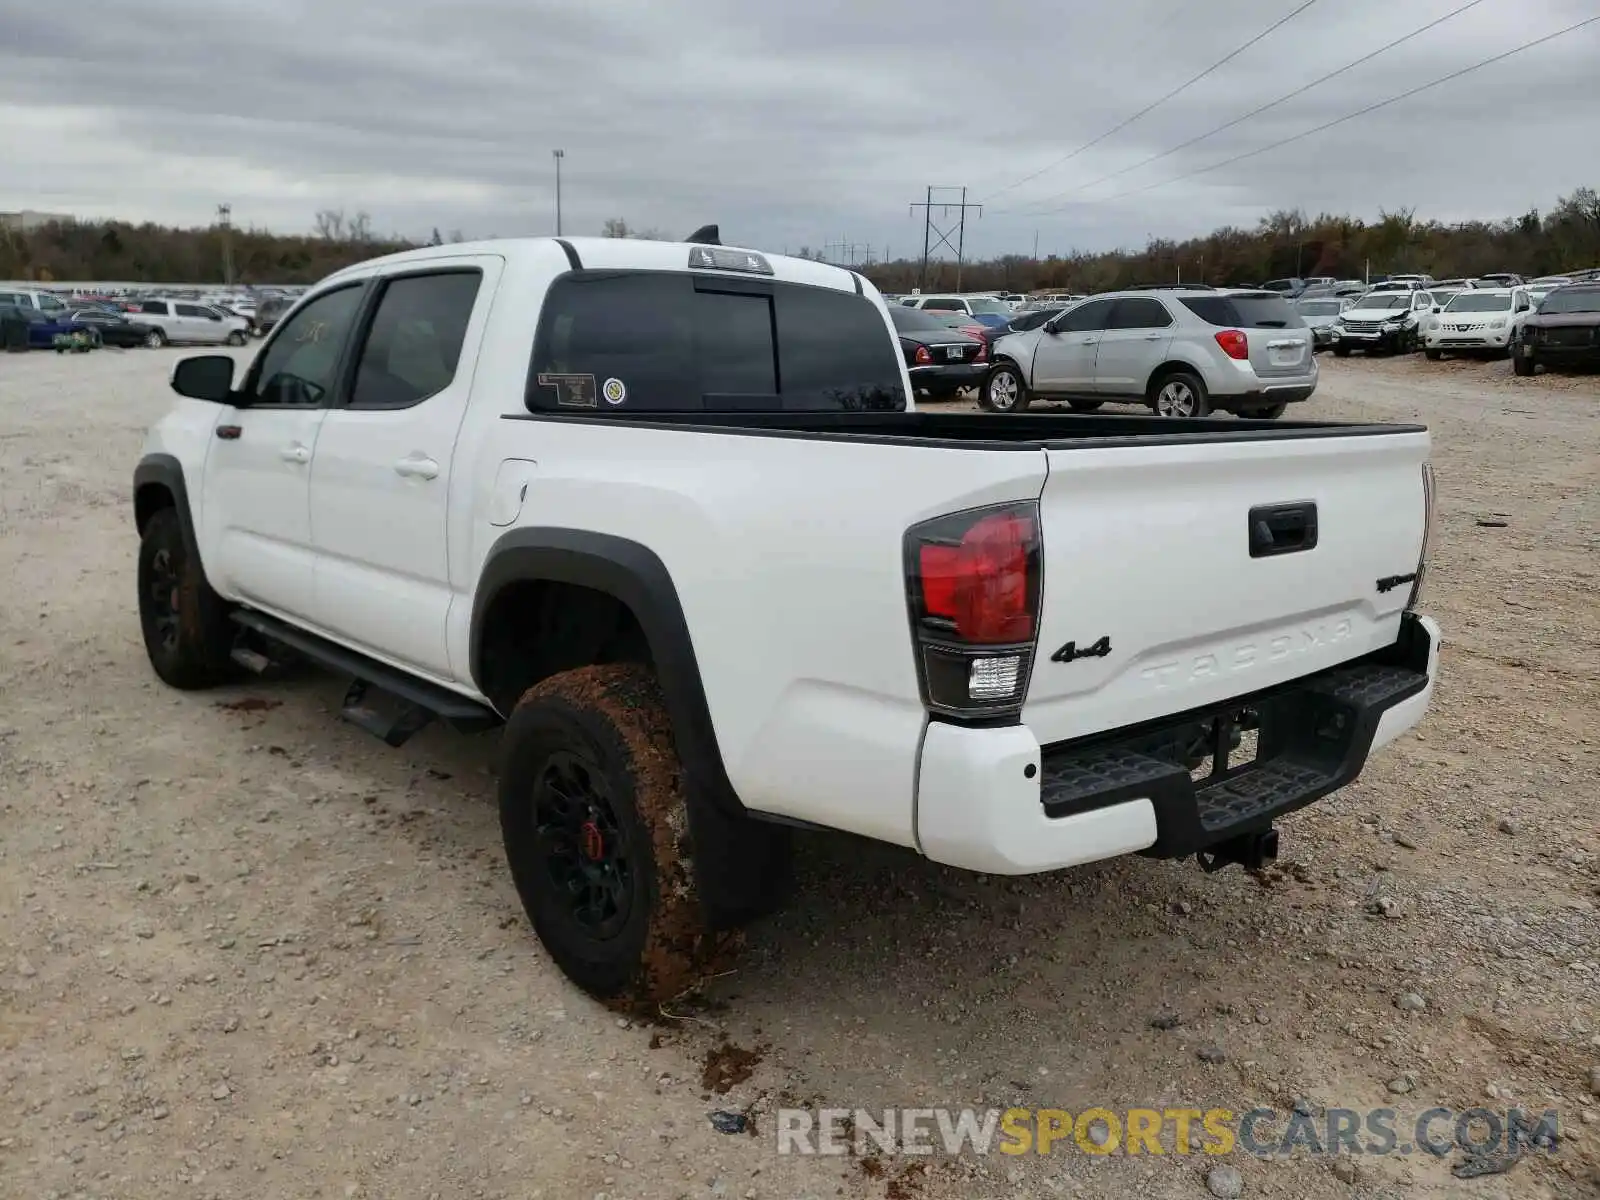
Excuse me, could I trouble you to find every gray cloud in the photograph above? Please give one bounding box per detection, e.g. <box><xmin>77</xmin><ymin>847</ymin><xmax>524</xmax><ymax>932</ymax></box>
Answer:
<box><xmin>1</xmin><ymin>0</ymin><xmax>1595</xmax><ymax>261</ymax></box>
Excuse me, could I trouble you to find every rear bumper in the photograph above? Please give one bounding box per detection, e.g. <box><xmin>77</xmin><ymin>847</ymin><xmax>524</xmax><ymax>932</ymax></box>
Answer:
<box><xmin>910</xmin><ymin>362</ymin><xmax>987</xmax><ymax>390</ymax></box>
<box><xmin>916</xmin><ymin>613</ymin><xmax>1440</xmax><ymax>874</ymax></box>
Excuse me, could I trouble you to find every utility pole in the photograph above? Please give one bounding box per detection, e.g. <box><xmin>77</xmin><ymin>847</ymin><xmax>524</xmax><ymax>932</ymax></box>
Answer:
<box><xmin>552</xmin><ymin>149</ymin><xmax>565</xmax><ymax>236</ymax></box>
<box><xmin>909</xmin><ymin>186</ymin><xmax>981</xmax><ymax>292</ymax></box>
<box><xmin>216</xmin><ymin>203</ymin><xmax>234</xmax><ymax>286</ymax></box>
<box><xmin>1032</xmin><ymin>230</ymin><xmax>1039</xmax><ymax>261</ymax></box>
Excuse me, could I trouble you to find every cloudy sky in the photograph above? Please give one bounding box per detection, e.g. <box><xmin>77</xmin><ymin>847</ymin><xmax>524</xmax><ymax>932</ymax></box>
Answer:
<box><xmin>2</xmin><ymin>0</ymin><xmax>1596</xmax><ymax>260</ymax></box>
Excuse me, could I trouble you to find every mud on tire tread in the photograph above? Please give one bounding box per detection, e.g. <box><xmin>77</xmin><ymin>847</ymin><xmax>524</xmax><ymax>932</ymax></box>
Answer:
<box><xmin>499</xmin><ymin>664</ymin><xmax>721</xmax><ymax>1009</ymax></box>
<box><xmin>137</xmin><ymin>508</ymin><xmax>237</xmax><ymax>689</ymax></box>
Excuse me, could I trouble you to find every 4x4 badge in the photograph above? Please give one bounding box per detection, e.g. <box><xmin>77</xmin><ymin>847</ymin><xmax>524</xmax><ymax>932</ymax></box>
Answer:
<box><xmin>1052</xmin><ymin>636</ymin><xmax>1111</xmax><ymax>664</ymax></box>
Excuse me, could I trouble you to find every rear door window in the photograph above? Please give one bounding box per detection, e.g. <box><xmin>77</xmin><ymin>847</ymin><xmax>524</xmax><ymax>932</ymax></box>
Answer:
<box><xmin>1108</xmin><ymin>298</ymin><xmax>1173</xmax><ymax>329</ymax></box>
<box><xmin>528</xmin><ymin>271</ymin><xmax>905</xmax><ymax>412</ymax></box>
<box><xmin>141</xmin><ymin>301</ymin><xmax>170</xmax><ymax>316</ymax></box>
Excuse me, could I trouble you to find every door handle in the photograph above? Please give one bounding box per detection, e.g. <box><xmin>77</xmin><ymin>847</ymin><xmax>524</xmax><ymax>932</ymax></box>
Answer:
<box><xmin>1082</xmin><ymin>337</ymin><xmax>1099</xmax><ymax>345</ymax></box>
<box><xmin>279</xmin><ymin>444</ymin><xmax>311</xmax><ymax>465</ymax></box>
<box><xmin>395</xmin><ymin>454</ymin><xmax>440</xmax><ymax>480</ymax></box>
<box><xmin>1143</xmin><ymin>333</ymin><xmax>1163</xmax><ymax>340</ymax></box>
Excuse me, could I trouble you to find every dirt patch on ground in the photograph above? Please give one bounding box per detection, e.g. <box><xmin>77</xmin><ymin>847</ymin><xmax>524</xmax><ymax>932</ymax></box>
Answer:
<box><xmin>1</xmin><ymin>347</ymin><xmax>1596</xmax><ymax>1198</ymax></box>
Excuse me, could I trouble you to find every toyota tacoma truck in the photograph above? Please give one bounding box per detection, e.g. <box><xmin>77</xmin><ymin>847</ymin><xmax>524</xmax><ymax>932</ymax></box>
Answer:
<box><xmin>133</xmin><ymin>232</ymin><xmax>1442</xmax><ymax>1007</ymax></box>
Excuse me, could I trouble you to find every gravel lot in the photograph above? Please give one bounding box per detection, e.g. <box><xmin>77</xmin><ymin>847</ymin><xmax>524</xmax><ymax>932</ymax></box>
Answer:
<box><xmin>2</xmin><ymin>346</ymin><xmax>1597</xmax><ymax>1200</ymax></box>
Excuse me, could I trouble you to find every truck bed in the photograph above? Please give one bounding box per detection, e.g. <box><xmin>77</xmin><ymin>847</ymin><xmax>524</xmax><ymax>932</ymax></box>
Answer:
<box><xmin>504</xmin><ymin>408</ymin><xmax>1424</xmax><ymax>449</ymax></box>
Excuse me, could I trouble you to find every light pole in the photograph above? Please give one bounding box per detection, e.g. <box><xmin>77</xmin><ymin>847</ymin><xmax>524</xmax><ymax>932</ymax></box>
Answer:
<box><xmin>552</xmin><ymin>149</ymin><xmax>565</xmax><ymax>236</ymax></box>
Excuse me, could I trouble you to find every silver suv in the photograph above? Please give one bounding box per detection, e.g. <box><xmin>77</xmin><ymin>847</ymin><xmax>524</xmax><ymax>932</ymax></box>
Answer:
<box><xmin>982</xmin><ymin>287</ymin><xmax>1318</xmax><ymax>418</ymax></box>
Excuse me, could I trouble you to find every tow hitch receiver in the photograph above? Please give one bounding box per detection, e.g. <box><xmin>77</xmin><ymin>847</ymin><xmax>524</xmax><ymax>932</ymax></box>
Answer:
<box><xmin>1197</xmin><ymin>828</ymin><xmax>1279</xmax><ymax>873</ymax></box>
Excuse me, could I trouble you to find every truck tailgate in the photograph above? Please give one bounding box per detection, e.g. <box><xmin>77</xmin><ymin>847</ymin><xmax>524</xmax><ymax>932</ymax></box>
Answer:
<box><xmin>1024</xmin><ymin>429</ymin><xmax>1430</xmax><ymax>745</ymax></box>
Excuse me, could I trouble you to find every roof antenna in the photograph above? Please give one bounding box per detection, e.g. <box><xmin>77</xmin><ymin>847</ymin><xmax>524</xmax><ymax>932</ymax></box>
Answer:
<box><xmin>685</xmin><ymin>224</ymin><xmax>721</xmax><ymax>246</ymax></box>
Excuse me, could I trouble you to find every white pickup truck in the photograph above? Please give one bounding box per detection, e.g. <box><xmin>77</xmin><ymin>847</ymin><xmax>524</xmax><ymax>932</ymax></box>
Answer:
<box><xmin>133</xmin><ymin>233</ymin><xmax>1441</xmax><ymax>1006</ymax></box>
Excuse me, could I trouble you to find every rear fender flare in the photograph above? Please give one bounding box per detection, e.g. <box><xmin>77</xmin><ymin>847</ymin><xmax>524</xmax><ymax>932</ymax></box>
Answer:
<box><xmin>470</xmin><ymin>528</ymin><xmax>741</xmax><ymax>818</ymax></box>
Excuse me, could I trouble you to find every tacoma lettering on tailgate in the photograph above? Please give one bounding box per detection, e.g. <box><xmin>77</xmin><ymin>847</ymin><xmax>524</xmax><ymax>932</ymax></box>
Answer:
<box><xmin>1139</xmin><ymin>619</ymin><xmax>1353</xmax><ymax>692</ymax></box>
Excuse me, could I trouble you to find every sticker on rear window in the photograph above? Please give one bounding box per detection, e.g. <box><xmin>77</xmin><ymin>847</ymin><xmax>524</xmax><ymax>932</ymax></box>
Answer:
<box><xmin>602</xmin><ymin>377</ymin><xmax>627</xmax><ymax>405</ymax></box>
<box><xmin>537</xmin><ymin>372</ymin><xmax>598</xmax><ymax>408</ymax></box>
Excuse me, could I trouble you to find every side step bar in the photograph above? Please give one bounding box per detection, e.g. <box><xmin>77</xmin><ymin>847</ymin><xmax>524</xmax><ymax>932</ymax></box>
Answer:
<box><xmin>229</xmin><ymin>610</ymin><xmax>500</xmax><ymax>746</ymax></box>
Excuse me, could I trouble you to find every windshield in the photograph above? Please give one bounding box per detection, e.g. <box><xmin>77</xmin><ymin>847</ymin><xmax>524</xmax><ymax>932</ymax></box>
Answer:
<box><xmin>1352</xmin><ymin>293</ymin><xmax>1411</xmax><ymax>312</ymax></box>
<box><xmin>1444</xmin><ymin>293</ymin><xmax>1512</xmax><ymax>313</ymax></box>
<box><xmin>892</xmin><ymin>305</ymin><xmax>967</xmax><ymax>332</ymax></box>
<box><xmin>1296</xmin><ymin>300</ymin><xmax>1342</xmax><ymax>316</ymax></box>
<box><xmin>966</xmin><ymin>297</ymin><xmax>1009</xmax><ymax>315</ymax></box>
<box><xmin>1538</xmin><ymin>287</ymin><xmax>1600</xmax><ymax>315</ymax></box>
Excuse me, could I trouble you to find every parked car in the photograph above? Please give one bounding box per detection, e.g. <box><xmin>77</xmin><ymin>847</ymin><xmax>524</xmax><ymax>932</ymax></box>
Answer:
<box><xmin>1294</xmin><ymin>296</ymin><xmax>1344</xmax><ymax>349</ymax></box>
<box><xmin>888</xmin><ymin>304</ymin><xmax>988</xmax><ymax>400</ymax></box>
<box><xmin>1513</xmin><ymin>282</ymin><xmax>1600</xmax><ymax>375</ymax></box>
<box><xmin>1474</xmin><ymin>272</ymin><xmax>1523</xmax><ymax>288</ymax></box>
<box><xmin>0</xmin><ymin>305</ymin><xmax>101</xmax><ymax>349</ymax></box>
<box><xmin>1330</xmin><ymin>290</ymin><xmax>1432</xmax><ymax>355</ymax></box>
<box><xmin>68</xmin><ymin>306</ymin><xmax>161</xmax><ymax>348</ymax></box>
<box><xmin>984</xmin><ymin>287</ymin><xmax>1316</xmax><ymax>417</ymax></box>
<box><xmin>132</xmin><ymin>233</ymin><xmax>1440</xmax><ymax>1004</ymax></box>
<box><xmin>1258</xmin><ymin>278</ymin><xmax>1309</xmax><ymax>298</ymax></box>
<box><xmin>252</xmin><ymin>295</ymin><xmax>296</xmax><ymax>335</ymax></box>
<box><xmin>1422</xmin><ymin>288</ymin><xmax>1534</xmax><ymax>359</ymax></box>
<box><xmin>902</xmin><ymin>294</ymin><xmax>1014</xmax><ymax>330</ymax></box>
<box><xmin>129</xmin><ymin>298</ymin><xmax>251</xmax><ymax>346</ymax></box>
<box><xmin>0</xmin><ymin>287</ymin><xmax>71</xmax><ymax>315</ymax></box>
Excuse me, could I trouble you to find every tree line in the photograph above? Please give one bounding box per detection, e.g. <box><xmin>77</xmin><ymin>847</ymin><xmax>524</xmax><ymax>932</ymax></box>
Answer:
<box><xmin>866</xmin><ymin>188</ymin><xmax>1600</xmax><ymax>295</ymax></box>
<box><xmin>3</xmin><ymin>189</ymin><xmax>1597</xmax><ymax>289</ymax></box>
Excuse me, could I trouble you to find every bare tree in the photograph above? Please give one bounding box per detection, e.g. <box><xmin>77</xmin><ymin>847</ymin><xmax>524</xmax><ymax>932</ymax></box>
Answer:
<box><xmin>348</xmin><ymin>211</ymin><xmax>374</xmax><ymax>243</ymax></box>
<box><xmin>314</xmin><ymin>209</ymin><xmax>346</xmax><ymax>241</ymax></box>
<box><xmin>602</xmin><ymin>218</ymin><xmax>632</xmax><ymax>239</ymax></box>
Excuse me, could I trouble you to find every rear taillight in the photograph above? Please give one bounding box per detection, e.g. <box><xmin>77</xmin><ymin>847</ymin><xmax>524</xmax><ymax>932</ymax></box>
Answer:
<box><xmin>914</xmin><ymin>345</ymin><xmax>932</xmax><ymax>366</ymax></box>
<box><xmin>905</xmin><ymin>503</ymin><xmax>1042</xmax><ymax>717</ymax></box>
<box><xmin>1408</xmin><ymin>463</ymin><xmax>1435</xmax><ymax>611</ymax></box>
<box><xmin>1214</xmin><ymin>329</ymin><xmax>1249</xmax><ymax>360</ymax></box>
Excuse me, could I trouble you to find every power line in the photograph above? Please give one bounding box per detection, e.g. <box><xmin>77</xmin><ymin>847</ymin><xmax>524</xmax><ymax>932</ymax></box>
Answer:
<box><xmin>1011</xmin><ymin>0</ymin><xmax>1488</xmax><ymax>215</ymax></box>
<box><xmin>980</xmin><ymin>0</ymin><xmax>1320</xmax><ymax>203</ymax></box>
<box><xmin>1088</xmin><ymin>13</ymin><xmax>1600</xmax><ymax>206</ymax></box>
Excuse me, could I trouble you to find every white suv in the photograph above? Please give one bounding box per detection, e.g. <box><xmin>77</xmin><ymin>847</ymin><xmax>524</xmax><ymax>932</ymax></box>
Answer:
<box><xmin>131</xmin><ymin>298</ymin><xmax>251</xmax><ymax>347</ymax></box>
<box><xmin>982</xmin><ymin>287</ymin><xmax>1318</xmax><ymax>418</ymax></box>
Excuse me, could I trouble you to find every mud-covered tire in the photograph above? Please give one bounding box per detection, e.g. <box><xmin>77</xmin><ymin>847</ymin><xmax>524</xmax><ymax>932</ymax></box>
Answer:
<box><xmin>226</xmin><ymin>330</ymin><xmax>247</xmax><ymax>347</ymax></box>
<box><xmin>137</xmin><ymin>508</ymin><xmax>238</xmax><ymax>689</ymax></box>
<box><xmin>499</xmin><ymin>663</ymin><xmax>716</xmax><ymax>1008</ymax></box>
<box><xmin>1332</xmin><ymin>345</ymin><xmax>1350</xmax><ymax>358</ymax></box>
<box><xmin>1512</xmin><ymin>352</ymin><xmax>1535</xmax><ymax>376</ymax></box>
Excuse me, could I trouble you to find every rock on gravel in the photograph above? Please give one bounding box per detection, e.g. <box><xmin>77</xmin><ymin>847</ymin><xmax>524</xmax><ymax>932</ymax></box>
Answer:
<box><xmin>1206</xmin><ymin>1163</ymin><xmax>1244</xmax><ymax>1198</ymax></box>
<box><xmin>1396</xmin><ymin>992</ymin><xmax>1427</xmax><ymax>1012</ymax></box>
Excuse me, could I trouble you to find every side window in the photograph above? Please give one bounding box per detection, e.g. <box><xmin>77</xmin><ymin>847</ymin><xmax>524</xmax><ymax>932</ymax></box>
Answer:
<box><xmin>175</xmin><ymin>303</ymin><xmax>206</xmax><ymax>318</ymax></box>
<box><xmin>250</xmin><ymin>285</ymin><xmax>364</xmax><ymax>408</ymax></box>
<box><xmin>1108</xmin><ymin>298</ymin><xmax>1174</xmax><ymax>329</ymax></box>
<box><xmin>923</xmin><ymin>297</ymin><xmax>960</xmax><ymax>311</ymax></box>
<box><xmin>1057</xmin><ymin>298</ymin><xmax>1116</xmax><ymax>332</ymax></box>
<box><xmin>142</xmin><ymin>301</ymin><xmax>169</xmax><ymax>316</ymax></box>
<box><xmin>348</xmin><ymin>271</ymin><xmax>482</xmax><ymax>410</ymax></box>
<box><xmin>39</xmin><ymin>294</ymin><xmax>66</xmax><ymax>312</ymax></box>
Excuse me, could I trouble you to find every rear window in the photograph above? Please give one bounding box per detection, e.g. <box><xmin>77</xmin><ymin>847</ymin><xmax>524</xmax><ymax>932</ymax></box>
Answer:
<box><xmin>528</xmin><ymin>271</ymin><xmax>906</xmax><ymax>412</ymax></box>
<box><xmin>1179</xmin><ymin>293</ymin><xmax>1300</xmax><ymax>328</ymax></box>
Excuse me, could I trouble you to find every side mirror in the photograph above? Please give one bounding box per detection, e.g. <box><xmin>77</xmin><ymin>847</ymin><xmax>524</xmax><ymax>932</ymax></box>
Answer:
<box><xmin>1431</xmin><ymin>306</ymin><xmax>1440</xmax><ymax>314</ymax></box>
<box><xmin>209</xmin><ymin>312</ymin><xmax>222</xmax><ymax>321</ymax></box>
<box><xmin>1043</xmin><ymin>318</ymin><xmax>1063</xmax><ymax>335</ymax></box>
<box><xmin>170</xmin><ymin>355</ymin><xmax>237</xmax><ymax>403</ymax></box>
